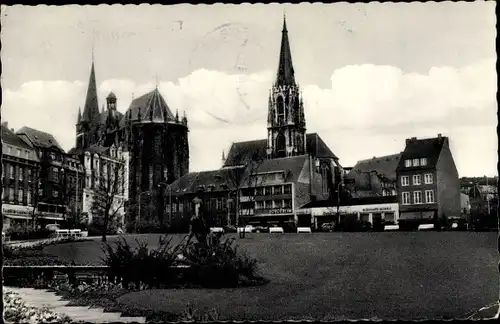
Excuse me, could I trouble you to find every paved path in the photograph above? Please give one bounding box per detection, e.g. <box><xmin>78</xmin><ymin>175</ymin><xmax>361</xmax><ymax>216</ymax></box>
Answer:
<box><xmin>5</xmin><ymin>287</ymin><xmax>146</xmax><ymax>323</ymax></box>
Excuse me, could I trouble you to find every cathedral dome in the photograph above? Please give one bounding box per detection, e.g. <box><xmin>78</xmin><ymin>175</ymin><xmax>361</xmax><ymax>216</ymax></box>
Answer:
<box><xmin>119</xmin><ymin>88</ymin><xmax>176</xmax><ymax>127</ymax></box>
<box><xmin>107</xmin><ymin>92</ymin><xmax>117</xmax><ymax>100</ymax></box>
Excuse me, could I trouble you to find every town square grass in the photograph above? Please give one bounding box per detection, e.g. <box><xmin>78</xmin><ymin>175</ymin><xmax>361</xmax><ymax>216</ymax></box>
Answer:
<box><xmin>42</xmin><ymin>232</ymin><xmax>498</xmax><ymax>321</ymax></box>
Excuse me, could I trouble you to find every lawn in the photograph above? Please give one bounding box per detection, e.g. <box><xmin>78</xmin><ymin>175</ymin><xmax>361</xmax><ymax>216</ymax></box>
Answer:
<box><xmin>42</xmin><ymin>232</ymin><xmax>498</xmax><ymax>321</ymax></box>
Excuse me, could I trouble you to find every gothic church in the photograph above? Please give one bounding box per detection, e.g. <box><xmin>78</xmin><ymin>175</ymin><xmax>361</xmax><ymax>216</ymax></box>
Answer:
<box><xmin>69</xmin><ymin>59</ymin><xmax>189</xmax><ymax>227</ymax></box>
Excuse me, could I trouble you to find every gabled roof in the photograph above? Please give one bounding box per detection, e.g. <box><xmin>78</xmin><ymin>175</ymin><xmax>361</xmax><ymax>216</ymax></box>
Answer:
<box><xmin>240</xmin><ymin>155</ymin><xmax>309</xmax><ymax>187</ymax></box>
<box><xmin>224</xmin><ymin>133</ymin><xmax>338</xmax><ymax>167</ymax></box>
<box><xmin>1</xmin><ymin>125</ymin><xmax>33</xmax><ymax>150</ymax></box>
<box><xmin>396</xmin><ymin>136</ymin><xmax>447</xmax><ymax>172</ymax></box>
<box><xmin>119</xmin><ymin>88</ymin><xmax>175</xmax><ymax>127</ymax></box>
<box><xmin>347</xmin><ymin>153</ymin><xmax>402</xmax><ymax>188</ymax></box>
<box><xmin>16</xmin><ymin>126</ymin><xmax>64</xmax><ymax>152</ymax></box>
<box><xmin>170</xmin><ymin>166</ymin><xmax>246</xmax><ymax>195</ymax></box>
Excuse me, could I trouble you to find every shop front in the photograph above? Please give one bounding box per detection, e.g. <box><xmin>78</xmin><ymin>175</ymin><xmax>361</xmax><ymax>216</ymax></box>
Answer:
<box><xmin>2</xmin><ymin>204</ymin><xmax>33</xmax><ymax>229</ymax></box>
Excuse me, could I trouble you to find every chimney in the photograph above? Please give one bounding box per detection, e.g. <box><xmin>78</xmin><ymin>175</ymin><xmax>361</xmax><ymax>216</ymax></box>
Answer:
<box><xmin>437</xmin><ymin>133</ymin><xmax>442</xmax><ymax>138</ymax></box>
<box><xmin>405</xmin><ymin>138</ymin><xmax>411</xmax><ymax>145</ymax></box>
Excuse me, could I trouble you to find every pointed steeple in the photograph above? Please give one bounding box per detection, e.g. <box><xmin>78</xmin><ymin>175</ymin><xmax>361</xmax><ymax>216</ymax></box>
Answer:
<box><xmin>77</xmin><ymin>107</ymin><xmax>82</xmax><ymax>123</ymax></box>
<box><xmin>82</xmin><ymin>56</ymin><xmax>100</xmax><ymax>122</ymax></box>
<box><xmin>276</xmin><ymin>14</ymin><xmax>295</xmax><ymax>86</ymax></box>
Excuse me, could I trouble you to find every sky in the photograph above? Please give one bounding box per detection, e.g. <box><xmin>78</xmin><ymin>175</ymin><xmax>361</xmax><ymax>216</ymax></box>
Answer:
<box><xmin>1</xmin><ymin>2</ymin><xmax>497</xmax><ymax>177</ymax></box>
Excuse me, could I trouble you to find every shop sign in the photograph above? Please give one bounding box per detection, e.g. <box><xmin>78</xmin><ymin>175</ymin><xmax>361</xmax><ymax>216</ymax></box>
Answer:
<box><xmin>255</xmin><ymin>208</ymin><xmax>293</xmax><ymax>215</ymax></box>
<box><xmin>361</xmin><ymin>206</ymin><xmax>394</xmax><ymax>213</ymax></box>
<box><xmin>2</xmin><ymin>204</ymin><xmax>32</xmax><ymax>218</ymax></box>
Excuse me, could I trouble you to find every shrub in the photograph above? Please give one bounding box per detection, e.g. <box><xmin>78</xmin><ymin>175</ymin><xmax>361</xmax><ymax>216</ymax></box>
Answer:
<box><xmin>183</xmin><ymin>234</ymin><xmax>260</xmax><ymax>288</ymax></box>
<box><xmin>5</xmin><ymin>225</ymin><xmax>52</xmax><ymax>241</ymax></box>
<box><xmin>128</xmin><ymin>218</ymin><xmax>171</xmax><ymax>234</ymax></box>
<box><xmin>101</xmin><ymin>235</ymin><xmax>183</xmax><ymax>289</ymax></box>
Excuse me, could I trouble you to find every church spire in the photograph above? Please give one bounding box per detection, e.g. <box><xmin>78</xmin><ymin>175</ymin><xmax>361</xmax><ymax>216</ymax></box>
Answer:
<box><xmin>82</xmin><ymin>55</ymin><xmax>100</xmax><ymax>122</ymax></box>
<box><xmin>77</xmin><ymin>106</ymin><xmax>82</xmax><ymax>124</ymax></box>
<box><xmin>276</xmin><ymin>14</ymin><xmax>295</xmax><ymax>86</ymax></box>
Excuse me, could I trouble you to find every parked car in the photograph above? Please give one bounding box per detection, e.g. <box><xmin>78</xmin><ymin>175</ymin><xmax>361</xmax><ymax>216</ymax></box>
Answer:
<box><xmin>321</xmin><ymin>222</ymin><xmax>336</xmax><ymax>232</ymax></box>
<box><xmin>253</xmin><ymin>225</ymin><xmax>268</xmax><ymax>233</ymax></box>
<box><xmin>45</xmin><ymin>224</ymin><xmax>60</xmax><ymax>232</ymax></box>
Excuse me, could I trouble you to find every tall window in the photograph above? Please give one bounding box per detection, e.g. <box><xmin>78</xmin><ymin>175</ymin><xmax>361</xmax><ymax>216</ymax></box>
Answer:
<box><xmin>425</xmin><ymin>190</ymin><xmax>434</xmax><ymax>203</ymax></box>
<box><xmin>9</xmin><ymin>165</ymin><xmax>14</xmax><ymax>179</ymax></box>
<box><xmin>27</xmin><ymin>190</ymin><xmax>32</xmax><ymax>205</ymax></box>
<box><xmin>413</xmin><ymin>175</ymin><xmax>421</xmax><ymax>185</ymax></box>
<box><xmin>19</xmin><ymin>167</ymin><xmax>23</xmax><ymax>181</ymax></box>
<box><xmin>276</xmin><ymin>132</ymin><xmax>286</xmax><ymax>157</ymax></box>
<box><xmin>277</xmin><ymin>95</ymin><xmax>285</xmax><ymax>125</ymax></box>
<box><xmin>424</xmin><ymin>173</ymin><xmax>433</xmax><ymax>184</ymax></box>
<box><xmin>149</xmin><ymin>165</ymin><xmax>154</xmax><ymax>189</ymax></box>
<box><xmin>1</xmin><ymin>163</ymin><xmax>4</xmax><ymax>178</ymax></box>
<box><xmin>25</xmin><ymin>150</ymin><xmax>30</xmax><ymax>159</ymax></box>
<box><xmin>28</xmin><ymin>169</ymin><xmax>32</xmax><ymax>182</ymax></box>
<box><xmin>9</xmin><ymin>187</ymin><xmax>14</xmax><ymax>201</ymax></box>
<box><xmin>17</xmin><ymin>149</ymin><xmax>21</xmax><ymax>157</ymax></box>
<box><xmin>401</xmin><ymin>176</ymin><xmax>410</xmax><ymax>186</ymax></box>
<box><xmin>402</xmin><ymin>192</ymin><xmax>411</xmax><ymax>205</ymax></box>
<box><xmin>404</xmin><ymin>159</ymin><xmax>411</xmax><ymax>167</ymax></box>
<box><xmin>284</xmin><ymin>184</ymin><xmax>291</xmax><ymax>194</ymax></box>
<box><xmin>413</xmin><ymin>191</ymin><xmax>422</xmax><ymax>204</ymax></box>
<box><xmin>18</xmin><ymin>189</ymin><xmax>23</xmax><ymax>202</ymax></box>
<box><xmin>412</xmin><ymin>158</ymin><xmax>420</xmax><ymax>167</ymax></box>
<box><xmin>52</xmin><ymin>167</ymin><xmax>59</xmax><ymax>182</ymax></box>
<box><xmin>420</xmin><ymin>158</ymin><xmax>427</xmax><ymax>166</ymax></box>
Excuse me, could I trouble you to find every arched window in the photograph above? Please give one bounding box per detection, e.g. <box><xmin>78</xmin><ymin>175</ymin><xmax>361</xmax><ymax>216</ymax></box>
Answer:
<box><xmin>276</xmin><ymin>96</ymin><xmax>285</xmax><ymax>125</ymax></box>
<box><xmin>276</xmin><ymin>132</ymin><xmax>286</xmax><ymax>158</ymax></box>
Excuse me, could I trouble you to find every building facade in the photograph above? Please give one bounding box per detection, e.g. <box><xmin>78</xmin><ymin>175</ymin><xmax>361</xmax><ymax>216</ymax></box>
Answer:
<box><xmin>396</xmin><ymin>134</ymin><xmax>461</xmax><ymax>228</ymax></box>
<box><xmin>69</xmin><ymin>58</ymin><xmax>190</xmax><ymax>229</ymax></box>
<box><xmin>16</xmin><ymin>126</ymin><xmax>76</xmax><ymax>226</ymax></box>
<box><xmin>1</xmin><ymin>123</ymin><xmax>40</xmax><ymax>229</ymax></box>
<box><xmin>345</xmin><ymin>154</ymin><xmax>401</xmax><ymax>198</ymax></box>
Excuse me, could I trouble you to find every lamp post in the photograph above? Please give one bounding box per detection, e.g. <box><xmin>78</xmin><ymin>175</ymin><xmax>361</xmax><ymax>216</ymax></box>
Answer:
<box><xmin>336</xmin><ymin>182</ymin><xmax>344</xmax><ymax>226</ymax></box>
<box><xmin>136</xmin><ymin>190</ymin><xmax>151</xmax><ymax>233</ymax></box>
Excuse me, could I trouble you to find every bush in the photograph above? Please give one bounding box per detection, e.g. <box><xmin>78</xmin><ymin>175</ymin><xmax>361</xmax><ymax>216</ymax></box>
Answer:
<box><xmin>183</xmin><ymin>235</ymin><xmax>260</xmax><ymax>288</ymax></box>
<box><xmin>127</xmin><ymin>218</ymin><xmax>170</xmax><ymax>234</ymax></box>
<box><xmin>5</xmin><ymin>225</ymin><xmax>52</xmax><ymax>241</ymax></box>
<box><xmin>101</xmin><ymin>235</ymin><xmax>183</xmax><ymax>289</ymax></box>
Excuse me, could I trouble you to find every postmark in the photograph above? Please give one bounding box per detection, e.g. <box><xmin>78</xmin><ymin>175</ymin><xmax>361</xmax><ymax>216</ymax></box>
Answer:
<box><xmin>189</xmin><ymin>22</ymin><xmax>268</xmax><ymax>126</ymax></box>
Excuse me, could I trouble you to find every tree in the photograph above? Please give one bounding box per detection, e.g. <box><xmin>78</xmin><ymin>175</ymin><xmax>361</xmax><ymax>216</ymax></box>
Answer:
<box><xmin>90</xmin><ymin>156</ymin><xmax>125</xmax><ymax>242</ymax></box>
<box><xmin>226</xmin><ymin>149</ymin><xmax>265</xmax><ymax>238</ymax></box>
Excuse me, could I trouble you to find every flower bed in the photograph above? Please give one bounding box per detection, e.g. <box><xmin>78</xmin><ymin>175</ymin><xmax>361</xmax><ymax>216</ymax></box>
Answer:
<box><xmin>3</xmin><ymin>290</ymin><xmax>72</xmax><ymax>324</ymax></box>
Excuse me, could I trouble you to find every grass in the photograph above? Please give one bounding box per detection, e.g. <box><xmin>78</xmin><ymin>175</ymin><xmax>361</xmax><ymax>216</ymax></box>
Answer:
<box><xmin>40</xmin><ymin>232</ymin><xmax>498</xmax><ymax>321</ymax></box>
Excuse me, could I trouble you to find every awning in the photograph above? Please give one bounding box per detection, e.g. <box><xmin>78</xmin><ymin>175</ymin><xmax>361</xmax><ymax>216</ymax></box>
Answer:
<box><xmin>399</xmin><ymin>211</ymin><xmax>435</xmax><ymax>221</ymax></box>
<box><xmin>4</xmin><ymin>214</ymin><xmax>31</xmax><ymax>220</ymax></box>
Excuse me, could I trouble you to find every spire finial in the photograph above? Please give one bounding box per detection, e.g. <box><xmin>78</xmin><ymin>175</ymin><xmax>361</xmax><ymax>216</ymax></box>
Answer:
<box><xmin>155</xmin><ymin>73</ymin><xmax>159</xmax><ymax>89</ymax></box>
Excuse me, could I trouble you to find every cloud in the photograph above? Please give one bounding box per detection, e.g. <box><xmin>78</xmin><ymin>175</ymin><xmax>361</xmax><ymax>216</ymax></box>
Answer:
<box><xmin>1</xmin><ymin>57</ymin><xmax>496</xmax><ymax>176</ymax></box>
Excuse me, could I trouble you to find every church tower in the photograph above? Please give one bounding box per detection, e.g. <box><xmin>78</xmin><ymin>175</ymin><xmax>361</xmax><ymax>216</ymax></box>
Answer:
<box><xmin>76</xmin><ymin>56</ymin><xmax>100</xmax><ymax>149</ymax></box>
<box><xmin>266</xmin><ymin>15</ymin><xmax>306</xmax><ymax>159</ymax></box>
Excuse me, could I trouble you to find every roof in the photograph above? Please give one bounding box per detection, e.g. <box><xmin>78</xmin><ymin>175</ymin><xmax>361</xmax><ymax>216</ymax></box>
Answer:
<box><xmin>396</xmin><ymin>136</ymin><xmax>447</xmax><ymax>172</ymax></box>
<box><xmin>16</xmin><ymin>126</ymin><xmax>64</xmax><ymax>152</ymax></box>
<box><xmin>224</xmin><ymin>133</ymin><xmax>338</xmax><ymax>167</ymax></box>
<box><xmin>170</xmin><ymin>166</ymin><xmax>246</xmax><ymax>195</ymax></box>
<box><xmin>93</xmin><ymin>109</ymin><xmax>124</xmax><ymax>125</ymax></box>
<box><xmin>67</xmin><ymin>145</ymin><xmax>110</xmax><ymax>156</ymax></box>
<box><xmin>240</xmin><ymin>154</ymin><xmax>309</xmax><ymax>187</ymax></box>
<box><xmin>1</xmin><ymin>125</ymin><xmax>33</xmax><ymax>150</ymax></box>
<box><xmin>346</xmin><ymin>153</ymin><xmax>401</xmax><ymax>189</ymax></box>
<box><xmin>81</xmin><ymin>61</ymin><xmax>100</xmax><ymax>123</ymax></box>
<box><xmin>276</xmin><ymin>15</ymin><xmax>296</xmax><ymax>86</ymax></box>
<box><xmin>106</xmin><ymin>92</ymin><xmax>116</xmax><ymax>100</ymax></box>
<box><xmin>119</xmin><ymin>88</ymin><xmax>175</xmax><ymax>127</ymax></box>
<box><xmin>301</xmin><ymin>195</ymin><xmax>398</xmax><ymax>209</ymax></box>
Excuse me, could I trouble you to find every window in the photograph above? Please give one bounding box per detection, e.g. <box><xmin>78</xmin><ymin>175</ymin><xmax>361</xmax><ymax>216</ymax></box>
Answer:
<box><xmin>9</xmin><ymin>165</ymin><xmax>14</xmax><ymax>179</ymax></box>
<box><xmin>284</xmin><ymin>184</ymin><xmax>291</xmax><ymax>194</ymax></box>
<box><xmin>274</xmin><ymin>185</ymin><xmax>283</xmax><ymax>195</ymax></box>
<box><xmin>413</xmin><ymin>191</ymin><xmax>422</xmax><ymax>204</ymax></box>
<box><xmin>424</xmin><ymin>173</ymin><xmax>433</xmax><ymax>184</ymax></box>
<box><xmin>50</xmin><ymin>153</ymin><xmax>56</xmax><ymax>160</ymax></box>
<box><xmin>1</xmin><ymin>163</ymin><xmax>4</xmax><ymax>178</ymax></box>
<box><xmin>284</xmin><ymin>200</ymin><xmax>292</xmax><ymax>208</ymax></box>
<box><xmin>402</xmin><ymin>192</ymin><xmax>411</xmax><ymax>205</ymax></box>
<box><xmin>25</xmin><ymin>150</ymin><xmax>30</xmax><ymax>158</ymax></box>
<box><xmin>412</xmin><ymin>159</ymin><xmax>420</xmax><ymax>167</ymax></box>
<box><xmin>404</xmin><ymin>159</ymin><xmax>411</xmax><ymax>167</ymax></box>
<box><xmin>255</xmin><ymin>187</ymin><xmax>263</xmax><ymax>196</ymax></box>
<box><xmin>263</xmin><ymin>187</ymin><xmax>271</xmax><ymax>196</ymax></box>
<box><xmin>425</xmin><ymin>190</ymin><xmax>434</xmax><ymax>203</ymax></box>
<box><xmin>9</xmin><ymin>187</ymin><xmax>14</xmax><ymax>201</ymax></box>
<box><xmin>264</xmin><ymin>200</ymin><xmax>272</xmax><ymax>209</ymax></box>
<box><xmin>8</xmin><ymin>146</ymin><xmax>12</xmax><ymax>154</ymax></box>
<box><xmin>18</xmin><ymin>189</ymin><xmax>23</xmax><ymax>202</ymax></box>
<box><xmin>401</xmin><ymin>176</ymin><xmax>410</xmax><ymax>186</ymax></box>
<box><xmin>420</xmin><ymin>158</ymin><xmax>427</xmax><ymax>166</ymax></box>
<box><xmin>27</xmin><ymin>190</ymin><xmax>31</xmax><ymax>205</ymax></box>
<box><xmin>19</xmin><ymin>168</ymin><xmax>23</xmax><ymax>181</ymax></box>
<box><xmin>16</xmin><ymin>148</ymin><xmax>21</xmax><ymax>157</ymax></box>
<box><xmin>53</xmin><ymin>190</ymin><xmax>59</xmax><ymax>198</ymax></box>
<box><xmin>413</xmin><ymin>175</ymin><xmax>421</xmax><ymax>186</ymax></box>
<box><xmin>52</xmin><ymin>167</ymin><xmax>59</xmax><ymax>182</ymax></box>
<box><xmin>28</xmin><ymin>169</ymin><xmax>32</xmax><ymax>182</ymax></box>
<box><xmin>216</xmin><ymin>199</ymin><xmax>223</xmax><ymax>210</ymax></box>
